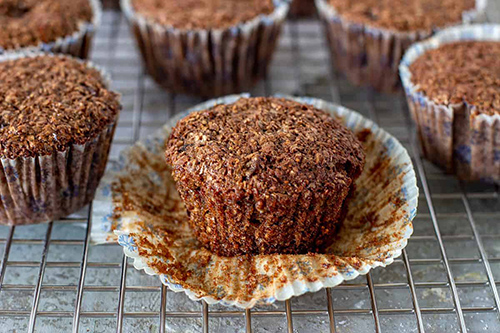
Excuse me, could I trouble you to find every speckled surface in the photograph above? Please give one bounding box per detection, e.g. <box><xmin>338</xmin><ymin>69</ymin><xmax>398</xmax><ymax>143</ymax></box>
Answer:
<box><xmin>0</xmin><ymin>2</ymin><xmax>500</xmax><ymax>332</ymax></box>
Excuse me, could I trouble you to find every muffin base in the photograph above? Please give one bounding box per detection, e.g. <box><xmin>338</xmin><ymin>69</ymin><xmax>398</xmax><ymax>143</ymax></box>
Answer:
<box><xmin>177</xmin><ymin>176</ymin><xmax>354</xmax><ymax>257</ymax></box>
<box><xmin>121</xmin><ymin>0</ymin><xmax>289</xmax><ymax>97</ymax></box>
<box><xmin>0</xmin><ymin>123</ymin><xmax>116</xmax><ymax>225</ymax></box>
<box><xmin>406</xmin><ymin>94</ymin><xmax>500</xmax><ymax>183</ymax></box>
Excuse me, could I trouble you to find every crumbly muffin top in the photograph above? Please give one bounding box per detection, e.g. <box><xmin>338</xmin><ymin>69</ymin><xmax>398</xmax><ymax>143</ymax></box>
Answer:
<box><xmin>328</xmin><ymin>0</ymin><xmax>475</xmax><ymax>32</ymax></box>
<box><xmin>131</xmin><ymin>0</ymin><xmax>275</xmax><ymax>30</ymax></box>
<box><xmin>166</xmin><ymin>97</ymin><xmax>365</xmax><ymax>196</ymax></box>
<box><xmin>409</xmin><ymin>41</ymin><xmax>500</xmax><ymax>115</ymax></box>
<box><xmin>0</xmin><ymin>0</ymin><xmax>93</xmax><ymax>50</ymax></box>
<box><xmin>0</xmin><ymin>55</ymin><xmax>121</xmax><ymax>159</ymax></box>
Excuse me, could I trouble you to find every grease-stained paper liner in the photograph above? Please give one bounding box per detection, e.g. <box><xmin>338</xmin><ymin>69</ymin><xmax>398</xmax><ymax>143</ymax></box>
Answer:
<box><xmin>120</xmin><ymin>0</ymin><xmax>289</xmax><ymax>97</ymax></box>
<box><xmin>315</xmin><ymin>0</ymin><xmax>487</xmax><ymax>93</ymax></box>
<box><xmin>400</xmin><ymin>24</ymin><xmax>500</xmax><ymax>183</ymax></box>
<box><xmin>0</xmin><ymin>0</ymin><xmax>101</xmax><ymax>59</ymax></box>
<box><xmin>91</xmin><ymin>94</ymin><xmax>418</xmax><ymax>308</ymax></box>
<box><xmin>0</xmin><ymin>51</ymin><xmax>119</xmax><ymax>225</ymax></box>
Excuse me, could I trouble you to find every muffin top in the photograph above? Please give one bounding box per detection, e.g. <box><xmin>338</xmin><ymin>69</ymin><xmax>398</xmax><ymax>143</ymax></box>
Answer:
<box><xmin>131</xmin><ymin>0</ymin><xmax>275</xmax><ymax>30</ymax></box>
<box><xmin>328</xmin><ymin>0</ymin><xmax>475</xmax><ymax>32</ymax></box>
<box><xmin>0</xmin><ymin>0</ymin><xmax>93</xmax><ymax>50</ymax></box>
<box><xmin>0</xmin><ymin>55</ymin><xmax>121</xmax><ymax>159</ymax></box>
<box><xmin>166</xmin><ymin>97</ymin><xmax>365</xmax><ymax>197</ymax></box>
<box><xmin>409</xmin><ymin>41</ymin><xmax>500</xmax><ymax>116</ymax></box>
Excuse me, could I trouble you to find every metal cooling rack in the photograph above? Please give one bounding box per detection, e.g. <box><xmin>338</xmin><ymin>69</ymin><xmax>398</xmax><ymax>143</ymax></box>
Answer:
<box><xmin>1</xmin><ymin>4</ymin><xmax>500</xmax><ymax>332</ymax></box>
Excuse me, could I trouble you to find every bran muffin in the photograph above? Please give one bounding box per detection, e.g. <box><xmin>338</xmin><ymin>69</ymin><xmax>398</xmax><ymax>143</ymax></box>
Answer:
<box><xmin>403</xmin><ymin>38</ymin><xmax>500</xmax><ymax>182</ymax></box>
<box><xmin>165</xmin><ymin>97</ymin><xmax>365</xmax><ymax>256</ymax></box>
<box><xmin>0</xmin><ymin>0</ymin><xmax>100</xmax><ymax>58</ymax></box>
<box><xmin>316</xmin><ymin>0</ymin><xmax>483</xmax><ymax>93</ymax></box>
<box><xmin>0</xmin><ymin>53</ymin><xmax>121</xmax><ymax>225</ymax></box>
<box><xmin>121</xmin><ymin>0</ymin><xmax>289</xmax><ymax>97</ymax></box>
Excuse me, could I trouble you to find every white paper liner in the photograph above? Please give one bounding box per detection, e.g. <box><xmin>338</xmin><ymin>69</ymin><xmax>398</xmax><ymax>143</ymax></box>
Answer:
<box><xmin>120</xmin><ymin>0</ymin><xmax>289</xmax><ymax>96</ymax></box>
<box><xmin>315</xmin><ymin>0</ymin><xmax>487</xmax><ymax>93</ymax></box>
<box><xmin>400</xmin><ymin>24</ymin><xmax>500</xmax><ymax>183</ymax></box>
<box><xmin>0</xmin><ymin>51</ymin><xmax>119</xmax><ymax>225</ymax></box>
<box><xmin>0</xmin><ymin>0</ymin><xmax>102</xmax><ymax>59</ymax></box>
<box><xmin>91</xmin><ymin>94</ymin><xmax>418</xmax><ymax>308</ymax></box>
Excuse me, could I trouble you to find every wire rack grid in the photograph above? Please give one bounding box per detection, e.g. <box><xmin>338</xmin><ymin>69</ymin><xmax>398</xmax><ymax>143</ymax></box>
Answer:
<box><xmin>1</xmin><ymin>5</ymin><xmax>500</xmax><ymax>333</ymax></box>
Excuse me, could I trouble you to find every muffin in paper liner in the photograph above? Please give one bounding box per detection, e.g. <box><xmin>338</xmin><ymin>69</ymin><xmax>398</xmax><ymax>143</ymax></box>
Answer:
<box><xmin>120</xmin><ymin>0</ymin><xmax>289</xmax><ymax>97</ymax></box>
<box><xmin>315</xmin><ymin>0</ymin><xmax>487</xmax><ymax>93</ymax></box>
<box><xmin>0</xmin><ymin>51</ymin><xmax>120</xmax><ymax>225</ymax></box>
<box><xmin>400</xmin><ymin>24</ymin><xmax>500</xmax><ymax>183</ymax></box>
<box><xmin>91</xmin><ymin>94</ymin><xmax>418</xmax><ymax>308</ymax></box>
<box><xmin>0</xmin><ymin>0</ymin><xmax>102</xmax><ymax>60</ymax></box>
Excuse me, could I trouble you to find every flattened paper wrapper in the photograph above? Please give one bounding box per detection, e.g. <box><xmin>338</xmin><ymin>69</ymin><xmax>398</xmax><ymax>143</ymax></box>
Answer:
<box><xmin>400</xmin><ymin>24</ymin><xmax>500</xmax><ymax>183</ymax></box>
<box><xmin>91</xmin><ymin>94</ymin><xmax>418</xmax><ymax>308</ymax></box>
<box><xmin>0</xmin><ymin>0</ymin><xmax>102</xmax><ymax>59</ymax></box>
<box><xmin>315</xmin><ymin>0</ymin><xmax>487</xmax><ymax>93</ymax></box>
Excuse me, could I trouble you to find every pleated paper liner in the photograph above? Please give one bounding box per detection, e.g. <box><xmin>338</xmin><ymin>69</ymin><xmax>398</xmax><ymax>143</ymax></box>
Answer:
<box><xmin>0</xmin><ymin>0</ymin><xmax>102</xmax><ymax>59</ymax></box>
<box><xmin>120</xmin><ymin>0</ymin><xmax>289</xmax><ymax>97</ymax></box>
<box><xmin>0</xmin><ymin>51</ymin><xmax>119</xmax><ymax>225</ymax></box>
<box><xmin>91</xmin><ymin>94</ymin><xmax>418</xmax><ymax>308</ymax></box>
<box><xmin>400</xmin><ymin>24</ymin><xmax>500</xmax><ymax>183</ymax></box>
<box><xmin>315</xmin><ymin>0</ymin><xmax>487</xmax><ymax>93</ymax></box>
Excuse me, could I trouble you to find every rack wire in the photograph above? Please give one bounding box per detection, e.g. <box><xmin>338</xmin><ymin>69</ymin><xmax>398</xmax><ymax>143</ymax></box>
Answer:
<box><xmin>1</xmin><ymin>4</ymin><xmax>500</xmax><ymax>332</ymax></box>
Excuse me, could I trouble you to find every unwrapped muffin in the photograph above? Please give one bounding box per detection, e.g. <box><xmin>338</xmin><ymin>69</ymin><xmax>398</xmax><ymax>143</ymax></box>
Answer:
<box><xmin>121</xmin><ymin>0</ymin><xmax>289</xmax><ymax>97</ymax></box>
<box><xmin>165</xmin><ymin>97</ymin><xmax>365</xmax><ymax>256</ymax></box>
<box><xmin>0</xmin><ymin>53</ymin><xmax>121</xmax><ymax>225</ymax></box>
<box><xmin>0</xmin><ymin>0</ymin><xmax>101</xmax><ymax>58</ymax></box>
<box><xmin>400</xmin><ymin>24</ymin><xmax>500</xmax><ymax>183</ymax></box>
<box><xmin>316</xmin><ymin>0</ymin><xmax>485</xmax><ymax>93</ymax></box>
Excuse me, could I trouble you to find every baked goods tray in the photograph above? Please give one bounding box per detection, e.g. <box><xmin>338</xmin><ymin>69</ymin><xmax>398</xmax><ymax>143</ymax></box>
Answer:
<box><xmin>1</xmin><ymin>6</ymin><xmax>500</xmax><ymax>333</ymax></box>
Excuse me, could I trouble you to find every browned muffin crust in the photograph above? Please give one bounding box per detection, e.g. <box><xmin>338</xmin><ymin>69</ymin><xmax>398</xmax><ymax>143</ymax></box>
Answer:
<box><xmin>410</xmin><ymin>41</ymin><xmax>500</xmax><ymax>116</ymax></box>
<box><xmin>328</xmin><ymin>0</ymin><xmax>474</xmax><ymax>32</ymax></box>
<box><xmin>131</xmin><ymin>0</ymin><xmax>275</xmax><ymax>30</ymax></box>
<box><xmin>0</xmin><ymin>0</ymin><xmax>93</xmax><ymax>50</ymax></box>
<box><xmin>0</xmin><ymin>55</ymin><xmax>121</xmax><ymax>159</ymax></box>
<box><xmin>165</xmin><ymin>97</ymin><xmax>365</xmax><ymax>256</ymax></box>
